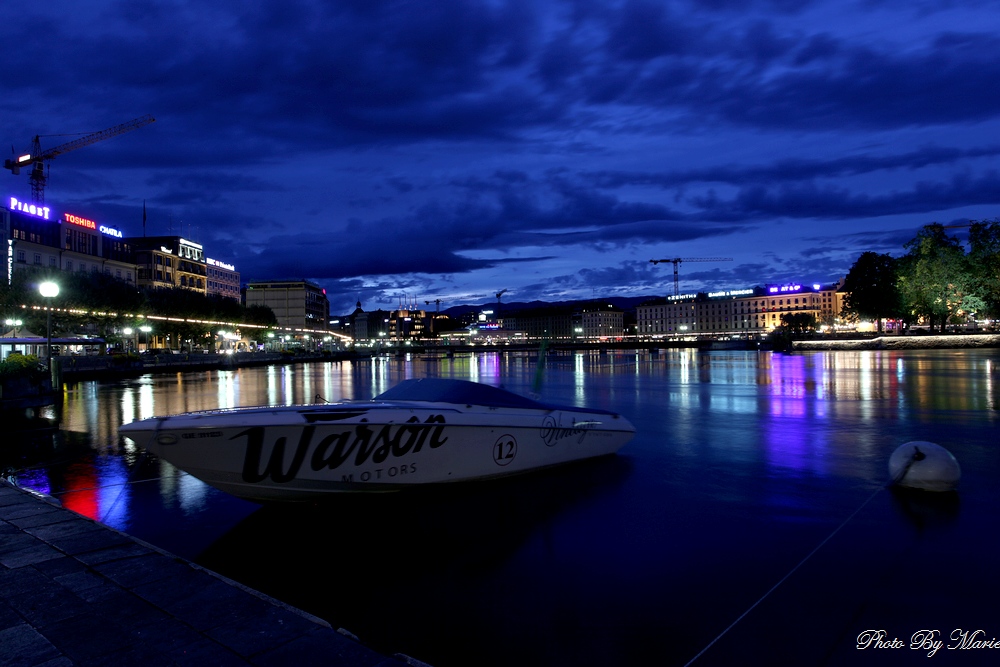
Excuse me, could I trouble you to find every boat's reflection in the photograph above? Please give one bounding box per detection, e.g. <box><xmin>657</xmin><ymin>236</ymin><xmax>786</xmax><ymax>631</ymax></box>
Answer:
<box><xmin>197</xmin><ymin>454</ymin><xmax>632</xmax><ymax>656</ymax></box>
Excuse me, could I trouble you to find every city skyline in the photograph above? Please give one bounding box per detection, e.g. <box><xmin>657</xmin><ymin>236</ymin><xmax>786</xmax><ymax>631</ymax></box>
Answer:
<box><xmin>3</xmin><ymin>1</ymin><xmax>998</xmax><ymax>315</ymax></box>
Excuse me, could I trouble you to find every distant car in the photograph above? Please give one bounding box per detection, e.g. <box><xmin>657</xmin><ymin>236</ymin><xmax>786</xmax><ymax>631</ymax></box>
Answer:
<box><xmin>142</xmin><ymin>348</ymin><xmax>176</xmax><ymax>355</ymax></box>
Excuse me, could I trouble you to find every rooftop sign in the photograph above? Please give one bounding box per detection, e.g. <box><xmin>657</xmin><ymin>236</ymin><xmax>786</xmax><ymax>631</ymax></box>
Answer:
<box><xmin>207</xmin><ymin>258</ymin><xmax>235</xmax><ymax>271</ymax></box>
<box><xmin>64</xmin><ymin>213</ymin><xmax>123</xmax><ymax>238</ymax></box>
<box><xmin>708</xmin><ymin>288</ymin><xmax>754</xmax><ymax>298</ymax></box>
<box><xmin>768</xmin><ymin>284</ymin><xmax>802</xmax><ymax>294</ymax></box>
<box><xmin>9</xmin><ymin>197</ymin><xmax>51</xmax><ymax>220</ymax></box>
<box><xmin>667</xmin><ymin>293</ymin><xmax>697</xmax><ymax>301</ymax></box>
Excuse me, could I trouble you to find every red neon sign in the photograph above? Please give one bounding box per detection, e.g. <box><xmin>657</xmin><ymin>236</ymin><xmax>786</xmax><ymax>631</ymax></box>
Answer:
<box><xmin>65</xmin><ymin>213</ymin><xmax>97</xmax><ymax>230</ymax></box>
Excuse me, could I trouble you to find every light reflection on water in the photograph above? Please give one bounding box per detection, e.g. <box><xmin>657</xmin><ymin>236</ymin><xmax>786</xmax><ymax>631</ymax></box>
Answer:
<box><xmin>6</xmin><ymin>348</ymin><xmax>1000</xmax><ymax>666</ymax></box>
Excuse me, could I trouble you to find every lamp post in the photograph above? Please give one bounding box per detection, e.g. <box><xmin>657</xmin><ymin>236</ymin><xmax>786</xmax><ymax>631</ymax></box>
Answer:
<box><xmin>123</xmin><ymin>328</ymin><xmax>133</xmax><ymax>354</ymax></box>
<box><xmin>140</xmin><ymin>326</ymin><xmax>151</xmax><ymax>352</ymax></box>
<box><xmin>39</xmin><ymin>281</ymin><xmax>59</xmax><ymax>372</ymax></box>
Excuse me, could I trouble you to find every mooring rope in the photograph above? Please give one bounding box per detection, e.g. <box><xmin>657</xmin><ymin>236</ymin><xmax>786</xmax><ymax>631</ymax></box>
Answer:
<box><xmin>683</xmin><ymin>448</ymin><xmax>924</xmax><ymax>666</ymax></box>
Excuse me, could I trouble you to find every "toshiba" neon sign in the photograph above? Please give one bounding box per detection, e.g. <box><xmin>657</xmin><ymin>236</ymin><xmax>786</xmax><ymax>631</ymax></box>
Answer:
<box><xmin>64</xmin><ymin>213</ymin><xmax>124</xmax><ymax>238</ymax></box>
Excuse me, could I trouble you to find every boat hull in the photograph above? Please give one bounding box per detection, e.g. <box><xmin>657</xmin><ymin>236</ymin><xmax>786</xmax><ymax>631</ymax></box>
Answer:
<box><xmin>120</xmin><ymin>401</ymin><xmax>634</xmax><ymax>502</ymax></box>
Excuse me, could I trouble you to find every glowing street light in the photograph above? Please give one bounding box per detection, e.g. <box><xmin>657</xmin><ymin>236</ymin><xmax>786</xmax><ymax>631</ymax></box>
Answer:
<box><xmin>39</xmin><ymin>281</ymin><xmax>59</xmax><ymax>372</ymax></box>
<box><xmin>140</xmin><ymin>325</ymin><xmax>151</xmax><ymax>352</ymax></box>
<box><xmin>4</xmin><ymin>318</ymin><xmax>22</xmax><ymax>337</ymax></box>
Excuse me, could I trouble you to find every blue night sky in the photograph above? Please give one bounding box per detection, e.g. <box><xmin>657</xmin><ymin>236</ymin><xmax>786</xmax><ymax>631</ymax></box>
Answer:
<box><xmin>3</xmin><ymin>0</ymin><xmax>999</xmax><ymax>315</ymax></box>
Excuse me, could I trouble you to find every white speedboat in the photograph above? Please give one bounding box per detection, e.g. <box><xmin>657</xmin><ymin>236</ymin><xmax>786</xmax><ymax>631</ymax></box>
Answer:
<box><xmin>119</xmin><ymin>378</ymin><xmax>635</xmax><ymax>502</ymax></box>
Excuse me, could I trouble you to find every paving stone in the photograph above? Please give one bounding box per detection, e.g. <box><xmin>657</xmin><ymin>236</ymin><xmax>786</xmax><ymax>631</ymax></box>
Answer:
<box><xmin>32</xmin><ymin>555</ymin><xmax>86</xmax><ymax>579</ymax></box>
<box><xmin>207</xmin><ymin>603</ymin><xmax>323</xmax><ymax>657</ymax></box>
<box><xmin>7</xmin><ymin>507</ymin><xmax>68</xmax><ymax>529</ymax></box>
<box><xmin>1</xmin><ymin>504</ymin><xmax>61</xmax><ymax>523</ymax></box>
<box><xmin>132</xmin><ymin>566</ymin><xmax>221</xmax><ymax>608</ymax></box>
<box><xmin>0</xmin><ymin>623</ymin><xmax>62</xmax><ymax>667</ymax></box>
<box><xmin>0</xmin><ymin>541</ymin><xmax>64</xmax><ymax>569</ymax></box>
<box><xmin>41</xmin><ymin>612</ymin><xmax>147</xmax><ymax>664</ymax></box>
<box><xmin>0</xmin><ymin>532</ymin><xmax>42</xmax><ymax>556</ymax></box>
<box><xmin>251</xmin><ymin>626</ymin><xmax>390</xmax><ymax>667</ymax></box>
<box><xmin>0</xmin><ymin>599</ymin><xmax>24</xmax><ymax>632</ymax></box>
<box><xmin>33</xmin><ymin>657</ymin><xmax>74</xmax><ymax>667</ymax></box>
<box><xmin>91</xmin><ymin>551</ymin><xmax>192</xmax><ymax>589</ymax></box>
<box><xmin>25</xmin><ymin>516</ymin><xmax>103</xmax><ymax>541</ymax></box>
<box><xmin>148</xmin><ymin>577</ymin><xmax>273</xmax><ymax>632</ymax></box>
<box><xmin>73</xmin><ymin>541</ymin><xmax>152</xmax><ymax>565</ymax></box>
<box><xmin>0</xmin><ymin>566</ymin><xmax>49</xmax><ymax>596</ymax></box>
<box><xmin>51</xmin><ymin>526</ymin><xmax>133</xmax><ymax>556</ymax></box>
<box><xmin>52</xmin><ymin>570</ymin><xmax>106</xmax><ymax>596</ymax></box>
<box><xmin>6</xmin><ymin>578</ymin><xmax>89</xmax><ymax>628</ymax></box>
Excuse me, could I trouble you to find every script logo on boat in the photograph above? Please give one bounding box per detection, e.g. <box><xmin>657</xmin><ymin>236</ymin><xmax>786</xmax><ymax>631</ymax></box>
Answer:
<box><xmin>235</xmin><ymin>415</ymin><xmax>448</xmax><ymax>484</ymax></box>
<box><xmin>540</xmin><ymin>415</ymin><xmax>598</xmax><ymax>446</ymax></box>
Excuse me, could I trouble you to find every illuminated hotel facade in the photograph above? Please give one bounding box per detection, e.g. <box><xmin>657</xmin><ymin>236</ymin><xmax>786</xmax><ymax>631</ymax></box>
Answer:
<box><xmin>636</xmin><ymin>282</ymin><xmax>845</xmax><ymax>337</ymax></box>
<box><xmin>206</xmin><ymin>257</ymin><xmax>241</xmax><ymax>301</ymax></box>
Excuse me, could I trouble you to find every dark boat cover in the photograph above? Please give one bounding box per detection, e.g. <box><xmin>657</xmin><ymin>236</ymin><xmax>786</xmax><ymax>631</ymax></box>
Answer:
<box><xmin>374</xmin><ymin>378</ymin><xmax>551</xmax><ymax>410</ymax></box>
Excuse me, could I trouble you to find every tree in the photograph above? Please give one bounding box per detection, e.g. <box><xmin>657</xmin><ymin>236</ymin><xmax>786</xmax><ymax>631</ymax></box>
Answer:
<box><xmin>841</xmin><ymin>252</ymin><xmax>903</xmax><ymax>333</ymax></box>
<box><xmin>779</xmin><ymin>312</ymin><xmax>818</xmax><ymax>334</ymax></box>
<box><xmin>967</xmin><ymin>219</ymin><xmax>1000</xmax><ymax>320</ymax></box>
<box><xmin>897</xmin><ymin>224</ymin><xmax>972</xmax><ymax>332</ymax></box>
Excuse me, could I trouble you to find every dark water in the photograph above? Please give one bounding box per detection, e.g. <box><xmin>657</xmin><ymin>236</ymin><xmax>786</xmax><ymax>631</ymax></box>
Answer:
<box><xmin>6</xmin><ymin>349</ymin><xmax>1000</xmax><ymax>666</ymax></box>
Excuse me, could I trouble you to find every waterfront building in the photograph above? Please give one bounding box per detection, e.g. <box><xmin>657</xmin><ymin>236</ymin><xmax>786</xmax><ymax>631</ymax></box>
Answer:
<box><xmin>499</xmin><ymin>305</ymin><xmax>577</xmax><ymax>340</ymax></box>
<box><xmin>3</xmin><ymin>196</ymin><xmax>135</xmax><ymax>285</ymax></box>
<box><xmin>128</xmin><ymin>236</ymin><xmax>207</xmax><ymax>294</ymax></box>
<box><xmin>636</xmin><ymin>282</ymin><xmax>846</xmax><ymax>337</ymax></box>
<box><xmin>389</xmin><ymin>307</ymin><xmax>428</xmax><ymax>339</ymax></box>
<box><xmin>245</xmin><ymin>279</ymin><xmax>329</xmax><ymax>331</ymax></box>
<box><xmin>577</xmin><ymin>302</ymin><xmax>625</xmax><ymax>339</ymax></box>
<box><xmin>206</xmin><ymin>257</ymin><xmax>240</xmax><ymax>301</ymax></box>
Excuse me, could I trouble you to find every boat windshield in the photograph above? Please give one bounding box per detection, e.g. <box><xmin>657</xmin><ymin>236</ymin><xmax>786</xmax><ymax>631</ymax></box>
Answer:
<box><xmin>374</xmin><ymin>378</ymin><xmax>548</xmax><ymax>410</ymax></box>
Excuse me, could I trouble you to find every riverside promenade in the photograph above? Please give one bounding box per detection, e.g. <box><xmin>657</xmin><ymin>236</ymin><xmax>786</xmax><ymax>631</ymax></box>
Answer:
<box><xmin>0</xmin><ymin>481</ymin><xmax>417</xmax><ymax>667</ymax></box>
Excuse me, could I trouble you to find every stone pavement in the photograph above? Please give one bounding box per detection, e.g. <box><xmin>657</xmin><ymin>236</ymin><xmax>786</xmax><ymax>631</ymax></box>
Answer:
<box><xmin>0</xmin><ymin>481</ymin><xmax>425</xmax><ymax>667</ymax></box>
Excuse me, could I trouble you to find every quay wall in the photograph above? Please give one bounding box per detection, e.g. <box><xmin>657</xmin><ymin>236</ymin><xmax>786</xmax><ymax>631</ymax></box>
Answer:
<box><xmin>793</xmin><ymin>333</ymin><xmax>1000</xmax><ymax>351</ymax></box>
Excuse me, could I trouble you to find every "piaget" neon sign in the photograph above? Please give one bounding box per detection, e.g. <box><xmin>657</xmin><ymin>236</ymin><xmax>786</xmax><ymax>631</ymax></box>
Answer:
<box><xmin>9</xmin><ymin>197</ymin><xmax>51</xmax><ymax>220</ymax></box>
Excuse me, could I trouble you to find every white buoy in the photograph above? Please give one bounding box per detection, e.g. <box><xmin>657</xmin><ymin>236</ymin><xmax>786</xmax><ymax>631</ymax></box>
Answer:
<box><xmin>889</xmin><ymin>441</ymin><xmax>961</xmax><ymax>491</ymax></box>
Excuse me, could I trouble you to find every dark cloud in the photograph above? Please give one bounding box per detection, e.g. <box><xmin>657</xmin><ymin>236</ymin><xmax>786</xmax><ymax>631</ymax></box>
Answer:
<box><xmin>3</xmin><ymin>0</ymin><xmax>998</xmax><ymax>316</ymax></box>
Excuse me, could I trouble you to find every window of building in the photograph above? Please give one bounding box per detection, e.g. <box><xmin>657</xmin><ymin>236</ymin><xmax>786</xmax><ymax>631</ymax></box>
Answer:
<box><xmin>66</xmin><ymin>260</ymin><xmax>73</xmax><ymax>271</ymax></box>
<box><xmin>33</xmin><ymin>253</ymin><xmax>41</xmax><ymax>265</ymax></box>
<box><xmin>49</xmin><ymin>256</ymin><xmax>56</xmax><ymax>267</ymax></box>
<box><xmin>116</xmin><ymin>270</ymin><xmax>122</xmax><ymax>279</ymax></box>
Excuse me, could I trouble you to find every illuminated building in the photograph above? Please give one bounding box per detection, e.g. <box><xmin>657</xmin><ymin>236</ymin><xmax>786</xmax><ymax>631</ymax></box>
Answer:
<box><xmin>245</xmin><ymin>279</ymin><xmax>329</xmax><ymax>330</ymax></box>
<box><xmin>636</xmin><ymin>282</ymin><xmax>847</xmax><ymax>337</ymax></box>
<box><xmin>578</xmin><ymin>303</ymin><xmax>625</xmax><ymax>339</ymax></box>
<box><xmin>3</xmin><ymin>196</ymin><xmax>134</xmax><ymax>285</ymax></box>
<box><xmin>128</xmin><ymin>236</ymin><xmax>207</xmax><ymax>294</ymax></box>
<box><xmin>206</xmin><ymin>257</ymin><xmax>240</xmax><ymax>301</ymax></box>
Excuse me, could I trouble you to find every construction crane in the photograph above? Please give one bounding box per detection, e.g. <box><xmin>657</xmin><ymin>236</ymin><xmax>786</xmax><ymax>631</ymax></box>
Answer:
<box><xmin>5</xmin><ymin>114</ymin><xmax>155</xmax><ymax>203</ymax></box>
<box><xmin>650</xmin><ymin>257</ymin><xmax>733</xmax><ymax>296</ymax></box>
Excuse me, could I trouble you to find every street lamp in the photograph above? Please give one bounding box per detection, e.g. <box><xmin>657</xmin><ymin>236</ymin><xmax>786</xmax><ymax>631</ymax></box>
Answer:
<box><xmin>39</xmin><ymin>281</ymin><xmax>59</xmax><ymax>371</ymax></box>
<box><xmin>123</xmin><ymin>328</ymin><xmax>133</xmax><ymax>353</ymax></box>
<box><xmin>4</xmin><ymin>318</ymin><xmax>22</xmax><ymax>337</ymax></box>
<box><xmin>140</xmin><ymin>326</ymin><xmax>151</xmax><ymax>352</ymax></box>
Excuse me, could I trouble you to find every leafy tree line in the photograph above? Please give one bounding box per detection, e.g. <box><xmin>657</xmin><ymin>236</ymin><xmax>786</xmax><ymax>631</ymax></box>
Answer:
<box><xmin>1</xmin><ymin>269</ymin><xmax>278</xmax><ymax>348</ymax></box>
<box><xmin>842</xmin><ymin>220</ymin><xmax>1000</xmax><ymax>333</ymax></box>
